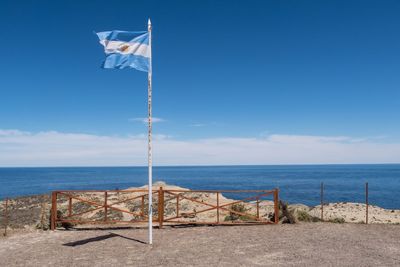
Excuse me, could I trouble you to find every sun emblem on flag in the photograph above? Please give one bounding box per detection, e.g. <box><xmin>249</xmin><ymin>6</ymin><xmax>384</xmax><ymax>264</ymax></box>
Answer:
<box><xmin>118</xmin><ymin>44</ymin><xmax>130</xmax><ymax>52</ymax></box>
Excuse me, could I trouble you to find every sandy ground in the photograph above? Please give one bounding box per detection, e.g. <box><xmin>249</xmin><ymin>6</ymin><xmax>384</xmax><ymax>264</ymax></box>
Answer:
<box><xmin>0</xmin><ymin>223</ymin><xmax>399</xmax><ymax>266</ymax></box>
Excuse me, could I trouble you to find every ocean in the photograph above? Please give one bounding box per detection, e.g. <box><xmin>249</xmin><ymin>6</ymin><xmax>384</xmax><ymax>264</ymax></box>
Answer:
<box><xmin>0</xmin><ymin>164</ymin><xmax>399</xmax><ymax>209</ymax></box>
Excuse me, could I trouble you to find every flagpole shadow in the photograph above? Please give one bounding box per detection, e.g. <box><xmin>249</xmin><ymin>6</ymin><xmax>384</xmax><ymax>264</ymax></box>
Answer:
<box><xmin>62</xmin><ymin>232</ymin><xmax>146</xmax><ymax>247</ymax></box>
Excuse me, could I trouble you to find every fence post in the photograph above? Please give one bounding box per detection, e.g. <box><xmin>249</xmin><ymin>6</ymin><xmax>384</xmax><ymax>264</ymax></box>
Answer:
<box><xmin>176</xmin><ymin>195</ymin><xmax>179</xmax><ymax>218</ymax></box>
<box><xmin>141</xmin><ymin>195</ymin><xmax>145</xmax><ymax>217</ymax></box>
<box><xmin>274</xmin><ymin>189</ymin><xmax>279</xmax><ymax>224</ymax></box>
<box><xmin>158</xmin><ymin>187</ymin><xmax>164</xmax><ymax>228</ymax></box>
<box><xmin>68</xmin><ymin>197</ymin><xmax>72</xmax><ymax>217</ymax></box>
<box><xmin>3</xmin><ymin>198</ymin><xmax>8</xmax><ymax>237</ymax></box>
<box><xmin>366</xmin><ymin>182</ymin><xmax>369</xmax><ymax>224</ymax></box>
<box><xmin>104</xmin><ymin>191</ymin><xmax>108</xmax><ymax>222</ymax></box>
<box><xmin>217</xmin><ymin>192</ymin><xmax>220</xmax><ymax>224</ymax></box>
<box><xmin>256</xmin><ymin>197</ymin><xmax>260</xmax><ymax>219</ymax></box>
<box><xmin>51</xmin><ymin>192</ymin><xmax>57</xmax><ymax>230</ymax></box>
<box><xmin>321</xmin><ymin>182</ymin><xmax>324</xmax><ymax>221</ymax></box>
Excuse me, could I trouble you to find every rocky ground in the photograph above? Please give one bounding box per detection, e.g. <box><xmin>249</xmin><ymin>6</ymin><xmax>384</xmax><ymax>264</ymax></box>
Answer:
<box><xmin>309</xmin><ymin>202</ymin><xmax>400</xmax><ymax>224</ymax></box>
<box><xmin>0</xmin><ymin>182</ymin><xmax>278</xmax><ymax>231</ymax></box>
<box><xmin>0</xmin><ymin>194</ymin><xmax>51</xmax><ymax>230</ymax></box>
<box><xmin>0</xmin><ymin>223</ymin><xmax>399</xmax><ymax>266</ymax></box>
<box><xmin>0</xmin><ymin>182</ymin><xmax>399</xmax><ymax>232</ymax></box>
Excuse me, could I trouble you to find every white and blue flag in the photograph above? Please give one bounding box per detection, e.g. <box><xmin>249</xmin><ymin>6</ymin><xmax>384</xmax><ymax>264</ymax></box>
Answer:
<box><xmin>96</xmin><ymin>30</ymin><xmax>150</xmax><ymax>72</ymax></box>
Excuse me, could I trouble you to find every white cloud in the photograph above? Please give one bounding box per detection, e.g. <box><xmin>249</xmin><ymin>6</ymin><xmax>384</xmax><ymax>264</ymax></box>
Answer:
<box><xmin>0</xmin><ymin>129</ymin><xmax>399</xmax><ymax>167</ymax></box>
<box><xmin>130</xmin><ymin>117</ymin><xmax>165</xmax><ymax>124</ymax></box>
<box><xmin>190</xmin><ymin>123</ymin><xmax>206</xmax><ymax>127</ymax></box>
<box><xmin>189</xmin><ymin>122</ymin><xmax>221</xmax><ymax>127</ymax></box>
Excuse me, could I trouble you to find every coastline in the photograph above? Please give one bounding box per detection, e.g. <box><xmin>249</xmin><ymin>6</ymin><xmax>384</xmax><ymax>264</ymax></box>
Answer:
<box><xmin>0</xmin><ymin>183</ymin><xmax>399</xmax><ymax>234</ymax></box>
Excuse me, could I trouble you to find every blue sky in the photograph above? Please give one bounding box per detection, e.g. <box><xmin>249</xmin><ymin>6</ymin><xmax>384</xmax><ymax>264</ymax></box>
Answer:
<box><xmin>1</xmin><ymin>0</ymin><xmax>400</xmax><ymax>166</ymax></box>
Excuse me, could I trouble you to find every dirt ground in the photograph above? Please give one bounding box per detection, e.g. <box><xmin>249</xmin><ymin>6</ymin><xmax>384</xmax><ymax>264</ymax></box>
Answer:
<box><xmin>0</xmin><ymin>223</ymin><xmax>399</xmax><ymax>266</ymax></box>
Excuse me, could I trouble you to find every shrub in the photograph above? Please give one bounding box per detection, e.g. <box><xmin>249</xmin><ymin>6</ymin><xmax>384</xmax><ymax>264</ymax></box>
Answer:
<box><xmin>296</xmin><ymin>210</ymin><xmax>321</xmax><ymax>222</ymax></box>
<box><xmin>311</xmin><ymin>216</ymin><xmax>321</xmax><ymax>222</ymax></box>
<box><xmin>279</xmin><ymin>201</ymin><xmax>296</xmax><ymax>224</ymax></box>
<box><xmin>297</xmin><ymin>210</ymin><xmax>311</xmax><ymax>222</ymax></box>
<box><xmin>224</xmin><ymin>203</ymin><xmax>251</xmax><ymax>221</ymax></box>
<box><xmin>329</xmin><ymin>217</ymin><xmax>345</xmax><ymax>224</ymax></box>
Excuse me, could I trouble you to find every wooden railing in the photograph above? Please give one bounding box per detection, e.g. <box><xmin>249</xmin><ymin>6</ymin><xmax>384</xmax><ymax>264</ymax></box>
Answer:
<box><xmin>50</xmin><ymin>188</ymin><xmax>279</xmax><ymax>230</ymax></box>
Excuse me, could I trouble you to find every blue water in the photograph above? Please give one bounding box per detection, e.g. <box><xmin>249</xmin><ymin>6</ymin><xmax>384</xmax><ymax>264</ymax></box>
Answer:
<box><xmin>0</xmin><ymin>165</ymin><xmax>399</xmax><ymax>209</ymax></box>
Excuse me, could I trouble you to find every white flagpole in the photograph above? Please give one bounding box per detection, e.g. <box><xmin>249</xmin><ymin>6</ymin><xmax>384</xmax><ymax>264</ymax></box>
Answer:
<box><xmin>147</xmin><ymin>18</ymin><xmax>153</xmax><ymax>245</ymax></box>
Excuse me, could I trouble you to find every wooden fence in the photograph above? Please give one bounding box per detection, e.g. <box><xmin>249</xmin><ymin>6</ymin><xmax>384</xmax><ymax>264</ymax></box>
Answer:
<box><xmin>50</xmin><ymin>188</ymin><xmax>279</xmax><ymax>230</ymax></box>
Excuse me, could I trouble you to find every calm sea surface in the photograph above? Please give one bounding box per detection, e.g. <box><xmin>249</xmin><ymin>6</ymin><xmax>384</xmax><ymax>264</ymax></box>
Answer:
<box><xmin>0</xmin><ymin>165</ymin><xmax>399</xmax><ymax>209</ymax></box>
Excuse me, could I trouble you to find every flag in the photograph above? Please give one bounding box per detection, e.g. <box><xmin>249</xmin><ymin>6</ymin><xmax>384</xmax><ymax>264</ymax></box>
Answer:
<box><xmin>96</xmin><ymin>30</ymin><xmax>150</xmax><ymax>72</ymax></box>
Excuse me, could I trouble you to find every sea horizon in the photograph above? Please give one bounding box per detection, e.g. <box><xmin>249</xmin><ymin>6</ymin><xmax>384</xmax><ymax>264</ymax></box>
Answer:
<box><xmin>1</xmin><ymin>164</ymin><xmax>400</xmax><ymax>209</ymax></box>
<box><xmin>1</xmin><ymin>162</ymin><xmax>400</xmax><ymax>168</ymax></box>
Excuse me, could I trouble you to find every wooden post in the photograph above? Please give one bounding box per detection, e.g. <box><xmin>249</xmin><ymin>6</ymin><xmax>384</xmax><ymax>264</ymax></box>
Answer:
<box><xmin>3</xmin><ymin>198</ymin><xmax>8</xmax><ymax>237</ymax></box>
<box><xmin>68</xmin><ymin>197</ymin><xmax>72</xmax><ymax>217</ymax></box>
<box><xmin>256</xmin><ymin>197</ymin><xmax>260</xmax><ymax>219</ymax></box>
<box><xmin>321</xmin><ymin>182</ymin><xmax>324</xmax><ymax>221</ymax></box>
<box><xmin>104</xmin><ymin>192</ymin><xmax>108</xmax><ymax>222</ymax></box>
<box><xmin>366</xmin><ymin>182</ymin><xmax>369</xmax><ymax>224</ymax></box>
<box><xmin>176</xmin><ymin>195</ymin><xmax>179</xmax><ymax>218</ymax></box>
<box><xmin>51</xmin><ymin>192</ymin><xmax>57</xmax><ymax>230</ymax></box>
<box><xmin>274</xmin><ymin>189</ymin><xmax>279</xmax><ymax>224</ymax></box>
<box><xmin>158</xmin><ymin>187</ymin><xmax>164</xmax><ymax>228</ymax></box>
<box><xmin>141</xmin><ymin>195</ymin><xmax>145</xmax><ymax>217</ymax></box>
<box><xmin>217</xmin><ymin>192</ymin><xmax>220</xmax><ymax>224</ymax></box>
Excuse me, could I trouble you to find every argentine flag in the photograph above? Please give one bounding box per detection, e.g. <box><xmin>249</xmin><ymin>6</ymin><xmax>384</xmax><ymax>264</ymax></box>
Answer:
<box><xmin>96</xmin><ymin>30</ymin><xmax>150</xmax><ymax>72</ymax></box>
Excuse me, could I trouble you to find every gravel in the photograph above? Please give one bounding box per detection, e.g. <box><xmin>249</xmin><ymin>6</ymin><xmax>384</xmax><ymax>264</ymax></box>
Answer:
<box><xmin>0</xmin><ymin>223</ymin><xmax>399</xmax><ymax>266</ymax></box>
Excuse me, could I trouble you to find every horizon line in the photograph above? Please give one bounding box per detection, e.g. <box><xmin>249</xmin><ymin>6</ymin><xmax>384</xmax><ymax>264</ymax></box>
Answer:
<box><xmin>1</xmin><ymin>163</ymin><xmax>400</xmax><ymax>168</ymax></box>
